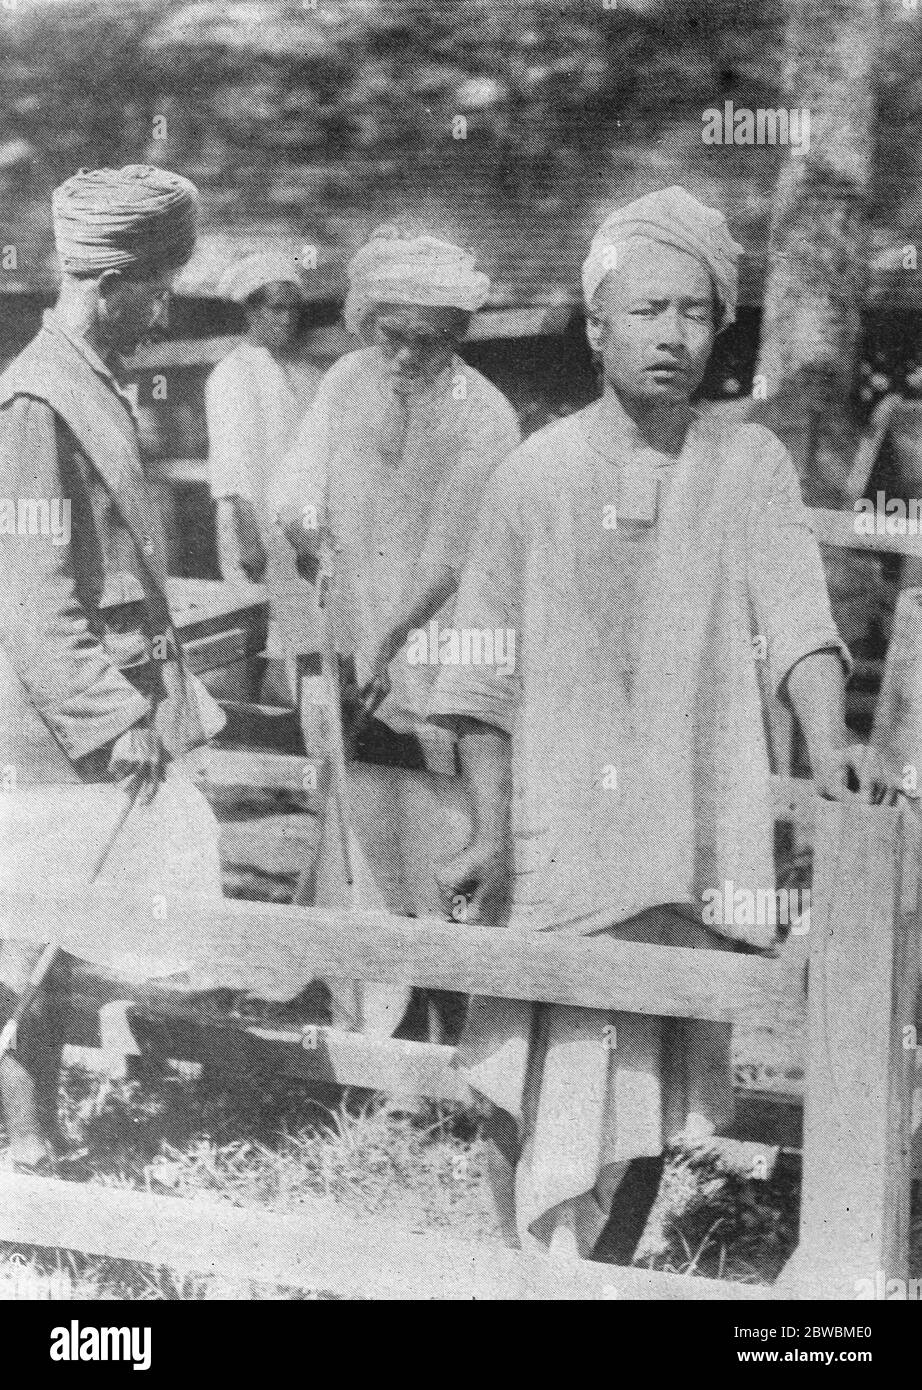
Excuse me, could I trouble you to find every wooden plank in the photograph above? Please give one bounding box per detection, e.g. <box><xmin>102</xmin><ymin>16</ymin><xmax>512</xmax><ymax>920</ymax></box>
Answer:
<box><xmin>777</xmin><ymin>801</ymin><xmax>918</xmax><ymax>1299</ymax></box>
<box><xmin>871</xmin><ymin>587</ymin><xmax>922</xmax><ymax>786</ymax></box>
<box><xmin>59</xmin><ymin>982</ymin><xmax>793</xmax><ymax>1178</ymax></box>
<box><xmin>770</xmin><ymin>773</ymin><xmax>817</xmax><ymax>831</ymax></box>
<box><xmin>149</xmin><ymin>457</ymin><xmax>208</xmax><ymax>488</ymax></box>
<box><xmin>182</xmin><ymin>627</ymin><xmax>250</xmax><ymax>675</ymax></box>
<box><xmin>809</xmin><ymin>506</ymin><xmax>922</xmax><ymax>559</ymax></box>
<box><xmin>128</xmin><ymin>1005</ymin><xmax>783</xmax><ymax>1177</ymax></box>
<box><xmin>0</xmin><ymin>1171</ymin><xmax>766</xmax><ymax>1300</ymax></box>
<box><xmin>129</xmin><ymin>1010</ymin><xmax>474</xmax><ymax>1103</ymax></box>
<box><xmin>735</xmin><ymin>1088</ymin><xmax>803</xmax><ymax>1150</ymax></box>
<box><xmin>193</xmin><ymin>747</ymin><xmax>327</xmax><ymax>801</ymax></box>
<box><xmin>0</xmin><ymin>890</ymin><xmax>800</xmax><ymax>1022</ymax></box>
<box><xmin>130</xmin><ymin>335</ymin><xmax>237</xmax><ymax>371</ymax></box>
<box><xmin>218</xmin><ymin>821</ymin><xmax>317</xmax><ymax>877</ymax></box>
<box><xmin>167</xmin><ymin>577</ymin><xmax>267</xmax><ymax>634</ymax></box>
<box><xmin>466</xmin><ymin>305</ymin><xmax>573</xmax><ymax>340</ymax></box>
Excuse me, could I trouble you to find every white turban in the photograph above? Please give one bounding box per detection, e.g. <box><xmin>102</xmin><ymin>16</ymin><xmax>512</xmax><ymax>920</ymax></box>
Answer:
<box><xmin>582</xmin><ymin>186</ymin><xmax>743</xmax><ymax>331</ymax></box>
<box><xmin>344</xmin><ymin>225</ymin><xmax>490</xmax><ymax>334</ymax></box>
<box><xmin>52</xmin><ymin>165</ymin><xmax>198</xmax><ymax>276</ymax></box>
<box><xmin>217</xmin><ymin>251</ymin><xmax>305</xmax><ymax>304</ymax></box>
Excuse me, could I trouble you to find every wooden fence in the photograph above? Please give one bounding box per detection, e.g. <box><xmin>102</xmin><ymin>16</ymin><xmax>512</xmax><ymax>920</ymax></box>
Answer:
<box><xmin>0</xmin><ymin>788</ymin><xmax>918</xmax><ymax>1300</ymax></box>
<box><xmin>0</xmin><ymin>505</ymin><xmax>921</xmax><ymax>1298</ymax></box>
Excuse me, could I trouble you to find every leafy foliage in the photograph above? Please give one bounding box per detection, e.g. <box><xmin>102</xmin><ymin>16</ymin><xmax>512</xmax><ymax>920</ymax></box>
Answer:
<box><xmin>0</xmin><ymin>0</ymin><xmax>791</xmax><ymax>214</ymax></box>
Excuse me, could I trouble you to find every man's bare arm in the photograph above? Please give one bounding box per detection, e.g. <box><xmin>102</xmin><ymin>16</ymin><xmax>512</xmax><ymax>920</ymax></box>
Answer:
<box><xmin>359</xmin><ymin>563</ymin><xmax>458</xmax><ymax>716</ymax></box>
<box><xmin>435</xmin><ymin>716</ymin><xmax>513</xmax><ymax>923</ymax></box>
<box><xmin>215</xmin><ymin>496</ymin><xmax>266</xmax><ymax>583</ymax></box>
<box><xmin>786</xmin><ymin>649</ymin><xmax>901</xmax><ymax>802</ymax></box>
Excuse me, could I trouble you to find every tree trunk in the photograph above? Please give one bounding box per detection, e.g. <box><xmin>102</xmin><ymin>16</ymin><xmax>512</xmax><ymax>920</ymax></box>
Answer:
<box><xmin>750</xmin><ymin>0</ymin><xmax>883</xmax><ymax>508</ymax></box>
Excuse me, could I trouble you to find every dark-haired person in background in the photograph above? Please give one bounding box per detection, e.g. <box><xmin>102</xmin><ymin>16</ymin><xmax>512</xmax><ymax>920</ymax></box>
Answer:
<box><xmin>207</xmin><ymin>252</ymin><xmax>322</xmax><ymax>704</ymax></box>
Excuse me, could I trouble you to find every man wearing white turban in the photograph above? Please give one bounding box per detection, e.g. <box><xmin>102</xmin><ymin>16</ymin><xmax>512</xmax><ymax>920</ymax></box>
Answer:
<box><xmin>0</xmin><ymin>166</ymin><xmax>226</xmax><ymax>1174</ymax></box>
<box><xmin>273</xmin><ymin>224</ymin><xmax>519</xmax><ymax>1042</ymax></box>
<box><xmin>430</xmin><ymin>187</ymin><xmax>901</xmax><ymax>1257</ymax></box>
<box><xmin>208</xmin><ymin>250</ymin><xmax>322</xmax><ymax>702</ymax></box>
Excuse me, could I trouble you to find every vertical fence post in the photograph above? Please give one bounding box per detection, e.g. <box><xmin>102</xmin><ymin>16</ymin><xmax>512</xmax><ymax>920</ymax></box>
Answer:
<box><xmin>779</xmin><ymin>799</ymin><xmax>918</xmax><ymax>1298</ymax></box>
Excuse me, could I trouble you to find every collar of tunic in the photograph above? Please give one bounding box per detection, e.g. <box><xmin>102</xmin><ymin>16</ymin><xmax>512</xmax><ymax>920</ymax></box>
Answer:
<box><xmin>42</xmin><ymin>310</ymin><xmax>138</xmax><ymax>425</ymax></box>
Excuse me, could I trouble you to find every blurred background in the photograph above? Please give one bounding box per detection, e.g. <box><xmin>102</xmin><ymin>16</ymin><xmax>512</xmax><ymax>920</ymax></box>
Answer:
<box><xmin>0</xmin><ymin>0</ymin><xmax>920</xmax><ymax>661</ymax></box>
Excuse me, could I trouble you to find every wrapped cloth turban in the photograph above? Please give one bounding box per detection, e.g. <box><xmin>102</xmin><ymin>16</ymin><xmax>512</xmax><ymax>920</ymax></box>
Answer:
<box><xmin>52</xmin><ymin>165</ymin><xmax>199</xmax><ymax>277</ymax></box>
<box><xmin>217</xmin><ymin>251</ymin><xmax>305</xmax><ymax>304</ymax></box>
<box><xmin>582</xmin><ymin>186</ymin><xmax>743</xmax><ymax>331</ymax></box>
<box><xmin>344</xmin><ymin>225</ymin><xmax>490</xmax><ymax>335</ymax></box>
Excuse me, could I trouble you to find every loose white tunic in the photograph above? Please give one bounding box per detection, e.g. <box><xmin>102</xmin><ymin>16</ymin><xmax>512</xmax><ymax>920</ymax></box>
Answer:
<box><xmin>272</xmin><ymin>346</ymin><xmax>521</xmax><ymax>758</ymax></box>
<box><xmin>206</xmin><ymin>341</ymin><xmax>322</xmax><ymax>657</ymax></box>
<box><xmin>428</xmin><ymin>402</ymin><xmax>850</xmax><ymax>1249</ymax></box>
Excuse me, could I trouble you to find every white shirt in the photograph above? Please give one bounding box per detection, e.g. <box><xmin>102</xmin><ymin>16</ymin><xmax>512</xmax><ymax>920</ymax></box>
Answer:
<box><xmin>206</xmin><ymin>340</ymin><xmax>322</xmax><ymax>654</ymax></box>
<box><xmin>272</xmin><ymin>345</ymin><xmax>521</xmax><ymax>739</ymax></box>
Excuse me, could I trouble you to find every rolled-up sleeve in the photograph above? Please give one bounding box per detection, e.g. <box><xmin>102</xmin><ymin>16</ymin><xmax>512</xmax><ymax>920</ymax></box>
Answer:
<box><xmin>747</xmin><ymin>430</ymin><xmax>852</xmax><ymax>699</ymax></box>
<box><xmin>0</xmin><ymin>395</ymin><xmax>149</xmax><ymax>760</ymax></box>
<box><xmin>427</xmin><ymin>452</ymin><xmax>527</xmax><ymax>735</ymax></box>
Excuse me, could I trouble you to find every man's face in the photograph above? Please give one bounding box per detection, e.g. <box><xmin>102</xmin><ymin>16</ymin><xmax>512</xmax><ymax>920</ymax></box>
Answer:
<box><xmin>369</xmin><ymin>304</ymin><xmax>463</xmax><ymax>391</ymax></box>
<box><xmin>98</xmin><ymin>269</ymin><xmax>173</xmax><ymax>353</ymax></box>
<box><xmin>246</xmin><ymin>281</ymin><xmax>302</xmax><ymax>353</ymax></box>
<box><xmin>588</xmin><ymin>243</ymin><xmax>716</xmax><ymax>408</ymax></box>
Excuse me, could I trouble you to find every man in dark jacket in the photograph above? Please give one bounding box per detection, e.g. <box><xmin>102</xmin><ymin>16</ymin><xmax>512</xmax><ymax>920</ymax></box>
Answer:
<box><xmin>0</xmin><ymin>166</ymin><xmax>224</xmax><ymax>1172</ymax></box>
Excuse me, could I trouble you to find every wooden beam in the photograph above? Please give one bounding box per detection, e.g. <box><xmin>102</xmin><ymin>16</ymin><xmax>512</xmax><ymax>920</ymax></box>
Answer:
<box><xmin>217</xmin><ymin>822</ymin><xmax>317</xmax><ymax>877</ymax></box>
<box><xmin>131</xmin><ymin>1005</ymin><xmax>784</xmax><ymax>1178</ymax></box>
<box><xmin>149</xmin><ymin>457</ymin><xmax>208</xmax><ymax>488</ymax></box>
<box><xmin>55</xmin><ymin>982</ymin><xmax>789</xmax><ymax>1178</ymax></box>
<box><xmin>871</xmin><ymin>587</ymin><xmax>922</xmax><ymax>784</ymax></box>
<box><xmin>0</xmin><ymin>890</ymin><xmax>800</xmax><ymax>1022</ymax></box>
<box><xmin>777</xmin><ymin>800</ymin><xmax>918</xmax><ymax>1299</ymax></box>
<box><xmin>0</xmin><ymin>1171</ymin><xmax>766</xmax><ymax>1300</ymax></box>
<box><xmin>181</xmin><ymin>627</ymin><xmax>251</xmax><ymax>676</ymax></box>
<box><xmin>809</xmin><ymin>506</ymin><xmax>922</xmax><ymax>559</ymax></box>
<box><xmin>770</xmin><ymin>773</ymin><xmax>817</xmax><ymax>831</ymax></box>
<box><xmin>193</xmin><ymin>748</ymin><xmax>327</xmax><ymax>800</ymax></box>
<box><xmin>129</xmin><ymin>1008</ymin><xmax>473</xmax><ymax>1103</ymax></box>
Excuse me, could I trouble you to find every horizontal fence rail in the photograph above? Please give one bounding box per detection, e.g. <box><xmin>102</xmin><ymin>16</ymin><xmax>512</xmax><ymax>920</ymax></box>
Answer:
<box><xmin>0</xmin><ymin>801</ymin><xmax>916</xmax><ymax>1300</ymax></box>
<box><xmin>0</xmin><ymin>889</ymin><xmax>801</xmax><ymax>1024</ymax></box>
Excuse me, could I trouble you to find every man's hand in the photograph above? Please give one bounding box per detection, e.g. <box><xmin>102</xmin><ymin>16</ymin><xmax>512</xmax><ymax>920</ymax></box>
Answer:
<box><xmin>108</xmin><ymin>725</ymin><xmax>165</xmax><ymax>802</ymax></box>
<box><xmin>811</xmin><ymin>742</ymin><xmax>906</xmax><ymax>805</ymax></box>
<box><xmin>238</xmin><ymin>533</ymin><xmax>267</xmax><ymax>583</ymax></box>
<box><xmin>356</xmin><ymin>636</ymin><xmax>399</xmax><ymax>721</ymax></box>
<box><xmin>436</xmin><ymin>837</ymin><xmax>510</xmax><ymax>926</ymax></box>
<box><xmin>216</xmin><ymin>497</ymin><xmax>266</xmax><ymax>583</ymax></box>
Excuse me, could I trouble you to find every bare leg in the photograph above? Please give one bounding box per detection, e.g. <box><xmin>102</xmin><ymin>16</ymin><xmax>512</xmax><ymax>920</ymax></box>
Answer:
<box><xmin>547</xmin><ymin>1200</ymin><xmax>581</xmax><ymax>1261</ymax></box>
<box><xmin>0</xmin><ymin>948</ymin><xmax>70</xmax><ymax>1166</ymax></box>
<box><xmin>485</xmin><ymin>1103</ymin><xmax>520</xmax><ymax>1248</ymax></box>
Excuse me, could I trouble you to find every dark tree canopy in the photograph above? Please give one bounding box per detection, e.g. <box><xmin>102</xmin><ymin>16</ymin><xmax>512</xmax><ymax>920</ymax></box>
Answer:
<box><xmin>0</xmin><ymin>0</ymin><xmax>919</xmax><ymax>302</ymax></box>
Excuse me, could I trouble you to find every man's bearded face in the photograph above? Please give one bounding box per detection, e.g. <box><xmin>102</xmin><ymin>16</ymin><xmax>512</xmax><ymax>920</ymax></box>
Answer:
<box><xmin>368</xmin><ymin>304</ymin><xmax>465</xmax><ymax>391</ymax></box>
<box><xmin>98</xmin><ymin>268</ymin><xmax>173</xmax><ymax>353</ymax></box>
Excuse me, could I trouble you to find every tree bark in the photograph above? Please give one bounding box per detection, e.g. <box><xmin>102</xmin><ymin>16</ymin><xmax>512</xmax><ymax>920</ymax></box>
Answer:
<box><xmin>750</xmin><ymin>0</ymin><xmax>883</xmax><ymax>507</ymax></box>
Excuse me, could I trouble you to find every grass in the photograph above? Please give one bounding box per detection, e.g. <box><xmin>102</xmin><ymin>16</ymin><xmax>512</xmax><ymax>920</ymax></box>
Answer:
<box><xmin>1</xmin><ymin>1064</ymin><xmax>498</xmax><ymax>1299</ymax></box>
<box><xmin>0</xmin><ymin>820</ymin><xmax>910</xmax><ymax>1299</ymax></box>
<box><xmin>4</xmin><ymin>1056</ymin><xmax>922</xmax><ymax>1298</ymax></box>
